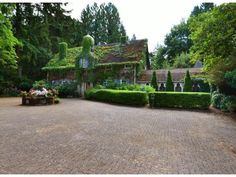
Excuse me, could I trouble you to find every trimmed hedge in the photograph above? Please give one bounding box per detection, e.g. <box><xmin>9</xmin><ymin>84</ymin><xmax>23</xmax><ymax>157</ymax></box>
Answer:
<box><xmin>149</xmin><ymin>92</ymin><xmax>211</xmax><ymax>109</ymax></box>
<box><xmin>85</xmin><ymin>89</ymin><xmax>148</xmax><ymax>106</ymax></box>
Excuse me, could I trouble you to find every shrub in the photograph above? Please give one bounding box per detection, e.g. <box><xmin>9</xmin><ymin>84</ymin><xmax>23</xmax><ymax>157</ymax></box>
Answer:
<box><xmin>33</xmin><ymin>80</ymin><xmax>46</xmax><ymax>90</ymax></box>
<box><xmin>183</xmin><ymin>70</ymin><xmax>192</xmax><ymax>92</ymax></box>
<box><xmin>85</xmin><ymin>89</ymin><xmax>148</xmax><ymax>106</ymax></box>
<box><xmin>151</xmin><ymin>71</ymin><xmax>158</xmax><ymax>91</ymax></box>
<box><xmin>220</xmin><ymin>96</ymin><xmax>233</xmax><ymax>112</ymax></box>
<box><xmin>149</xmin><ymin>92</ymin><xmax>211</xmax><ymax>109</ymax></box>
<box><xmin>225</xmin><ymin>69</ymin><xmax>236</xmax><ymax>89</ymax></box>
<box><xmin>192</xmin><ymin>78</ymin><xmax>210</xmax><ymax>92</ymax></box>
<box><xmin>211</xmin><ymin>93</ymin><xmax>224</xmax><ymax>109</ymax></box>
<box><xmin>46</xmin><ymin>81</ymin><xmax>78</xmax><ymax>98</ymax></box>
<box><xmin>166</xmin><ymin>71</ymin><xmax>174</xmax><ymax>91</ymax></box>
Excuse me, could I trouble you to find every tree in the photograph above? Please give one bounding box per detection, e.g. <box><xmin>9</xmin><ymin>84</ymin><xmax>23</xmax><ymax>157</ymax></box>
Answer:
<box><xmin>151</xmin><ymin>44</ymin><xmax>167</xmax><ymax>69</ymax></box>
<box><xmin>164</xmin><ymin>20</ymin><xmax>192</xmax><ymax>63</ymax></box>
<box><xmin>0</xmin><ymin>4</ymin><xmax>19</xmax><ymax>94</ymax></box>
<box><xmin>80</xmin><ymin>2</ymin><xmax>127</xmax><ymax>44</ymax></box>
<box><xmin>190</xmin><ymin>3</ymin><xmax>215</xmax><ymax>17</ymax></box>
<box><xmin>11</xmin><ymin>3</ymin><xmax>83</xmax><ymax>81</ymax></box>
<box><xmin>173</xmin><ymin>52</ymin><xmax>191</xmax><ymax>68</ymax></box>
<box><xmin>166</xmin><ymin>71</ymin><xmax>174</xmax><ymax>91</ymax></box>
<box><xmin>183</xmin><ymin>70</ymin><xmax>192</xmax><ymax>92</ymax></box>
<box><xmin>151</xmin><ymin>71</ymin><xmax>158</xmax><ymax>91</ymax></box>
<box><xmin>189</xmin><ymin>3</ymin><xmax>236</xmax><ymax>92</ymax></box>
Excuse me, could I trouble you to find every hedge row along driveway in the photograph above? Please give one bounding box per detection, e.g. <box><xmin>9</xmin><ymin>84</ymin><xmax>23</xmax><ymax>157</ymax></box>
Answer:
<box><xmin>85</xmin><ymin>89</ymin><xmax>211</xmax><ymax>109</ymax></box>
<box><xmin>149</xmin><ymin>92</ymin><xmax>211</xmax><ymax>109</ymax></box>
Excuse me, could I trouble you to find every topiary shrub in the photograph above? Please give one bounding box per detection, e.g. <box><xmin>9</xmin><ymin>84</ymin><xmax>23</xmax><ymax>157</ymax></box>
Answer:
<box><xmin>183</xmin><ymin>70</ymin><xmax>192</xmax><ymax>92</ymax></box>
<box><xmin>166</xmin><ymin>71</ymin><xmax>174</xmax><ymax>91</ymax></box>
<box><xmin>85</xmin><ymin>89</ymin><xmax>148</xmax><ymax>106</ymax></box>
<box><xmin>151</xmin><ymin>71</ymin><xmax>158</xmax><ymax>91</ymax></box>
<box><xmin>149</xmin><ymin>92</ymin><xmax>211</xmax><ymax>109</ymax></box>
<box><xmin>59</xmin><ymin>42</ymin><xmax>68</xmax><ymax>60</ymax></box>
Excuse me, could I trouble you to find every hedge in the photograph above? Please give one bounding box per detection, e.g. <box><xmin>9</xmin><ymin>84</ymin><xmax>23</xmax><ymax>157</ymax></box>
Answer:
<box><xmin>85</xmin><ymin>89</ymin><xmax>148</xmax><ymax>106</ymax></box>
<box><xmin>149</xmin><ymin>92</ymin><xmax>211</xmax><ymax>109</ymax></box>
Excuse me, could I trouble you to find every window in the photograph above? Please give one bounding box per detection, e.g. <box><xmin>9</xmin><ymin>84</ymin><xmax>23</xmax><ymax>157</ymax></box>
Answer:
<box><xmin>124</xmin><ymin>64</ymin><xmax>132</xmax><ymax>69</ymax></box>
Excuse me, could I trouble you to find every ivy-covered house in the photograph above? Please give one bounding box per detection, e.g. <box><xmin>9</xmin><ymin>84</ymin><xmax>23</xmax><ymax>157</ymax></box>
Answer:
<box><xmin>42</xmin><ymin>35</ymin><xmax>150</xmax><ymax>95</ymax></box>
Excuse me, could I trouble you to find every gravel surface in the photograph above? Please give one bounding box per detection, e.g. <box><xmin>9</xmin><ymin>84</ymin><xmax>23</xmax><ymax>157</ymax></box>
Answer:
<box><xmin>0</xmin><ymin>97</ymin><xmax>236</xmax><ymax>174</ymax></box>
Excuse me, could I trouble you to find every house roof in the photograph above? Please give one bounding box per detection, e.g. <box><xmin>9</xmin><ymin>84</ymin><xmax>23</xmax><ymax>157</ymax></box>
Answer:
<box><xmin>42</xmin><ymin>39</ymin><xmax>148</xmax><ymax>71</ymax></box>
<box><xmin>138</xmin><ymin>68</ymin><xmax>203</xmax><ymax>83</ymax></box>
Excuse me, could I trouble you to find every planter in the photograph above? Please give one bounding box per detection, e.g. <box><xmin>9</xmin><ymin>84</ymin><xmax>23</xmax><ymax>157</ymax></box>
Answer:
<box><xmin>22</xmin><ymin>96</ymin><xmax>55</xmax><ymax>106</ymax></box>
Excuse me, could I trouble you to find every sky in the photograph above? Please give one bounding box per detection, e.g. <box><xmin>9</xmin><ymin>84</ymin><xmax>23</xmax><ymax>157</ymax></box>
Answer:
<box><xmin>65</xmin><ymin>0</ymin><xmax>233</xmax><ymax>52</ymax></box>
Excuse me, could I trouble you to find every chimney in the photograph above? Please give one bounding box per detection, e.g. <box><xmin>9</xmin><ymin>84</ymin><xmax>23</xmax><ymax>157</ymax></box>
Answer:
<box><xmin>59</xmin><ymin>42</ymin><xmax>68</xmax><ymax>60</ymax></box>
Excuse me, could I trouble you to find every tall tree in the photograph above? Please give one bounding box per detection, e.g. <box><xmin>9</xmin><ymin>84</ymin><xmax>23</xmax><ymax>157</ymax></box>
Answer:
<box><xmin>0</xmin><ymin>4</ymin><xmax>19</xmax><ymax>93</ymax></box>
<box><xmin>164</xmin><ymin>20</ymin><xmax>192</xmax><ymax>63</ymax></box>
<box><xmin>189</xmin><ymin>3</ymin><xmax>236</xmax><ymax>92</ymax></box>
<box><xmin>190</xmin><ymin>3</ymin><xmax>215</xmax><ymax>17</ymax></box>
<box><xmin>80</xmin><ymin>2</ymin><xmax>127</xmax><ymax>44</ymax></box>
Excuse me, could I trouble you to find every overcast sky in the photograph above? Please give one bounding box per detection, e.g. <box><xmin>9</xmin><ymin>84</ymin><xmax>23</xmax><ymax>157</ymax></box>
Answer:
<box><xmin>64</xmin><ymin>0</ymin><xmax>233</xmax><ymax>52</ymax></box>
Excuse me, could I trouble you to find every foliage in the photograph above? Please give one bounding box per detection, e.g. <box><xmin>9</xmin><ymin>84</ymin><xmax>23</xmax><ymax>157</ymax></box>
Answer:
<box><xmin>225</xmin><ymin>69</ymin><xmax>236</xmax><ymax>89</ymax></box>
<box><xmin>151</xmin><ymin>71</ymin><xmax>158</xmax><ymax>91</ymax></box>
<box><xmin>85</xmin><ymin>89</ymin><xmax>148</xmax><ymax>106</ymax></box>
<box><xmin>190</xmin><ymin>3</ymin><xmax>215</xmax><ymax>17</ymax></box>
<box><xmin>192</xmin><ymin>77</ymin><xmax>210</xmax><ymax>92</ymax></box>
<box><xmin>189</xmin><ymin>3</ymin><xmax>236</xmax><ymax>90</ymax></box>
<box><xmin>211</xmin><ymin>93</ymin><xmax>225</xmax><ymax>109</ymax></box>
<box><xmin>166</xmin><ymin>71</ymin><xmax>174</xmax><ymax>91</ymax></box>
<box><xmin>11</xmin><ymin>3</ymin><xmax>83</xmax><ymax>81</ymax></box>
<box><xmin>211</xmin><ymin>91</ymin><xmax>236</xmax><ymax>112</ymax></box>
<box><xmin>151</xmin><ymin>45</ymin><xmax>166</xmax><ymax>69</ymax></box>
<box><xmin>59</xmin><ymin>42</ymin><xmax>68</xmax><ymax>60</ymax></box>
<box><xmin>0</xmin><ymin>4</ymin><xmax>19</xmax><ymax>93</ymax></box>
<box><xmin>173</xmin><ymin>52</ymin><xmax>191</xmax><ymax>68</ymax></box>
<box><xmin>164</xmin><ymin>20</ymin><xmax>192</xmax><ymax>63</ymax></box>
<box><xmin>183</xmin><ymin>70</ymin><xmax>192</xmax><ymax>92</ymax></box>
<box><xmin>33</xmin><ymin>80</ymin><xmax>46</xmax><ymax>90</ymax></box>
<box><xmin>81</xmin><ymin>2</ymin><xmax>127</xmax><ymax>44</ymax></box>
<box><xmin>96</xmin><ymin>82</ymin><xmax>155</xmax><ymax>93</ymax></box>
<box><xmin>46</xmin><ymin>81</ymin><xmax>78</xmax><ymax>98</ymax></box>
<box><xmin>149</xmin><ymin>92</ymin><xmax>211</xmax><ymax>109</ymax></box>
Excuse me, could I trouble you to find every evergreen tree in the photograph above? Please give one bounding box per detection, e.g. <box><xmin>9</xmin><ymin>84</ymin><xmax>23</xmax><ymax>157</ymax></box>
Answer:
<box><xmin>151</xmin><ymin>71</ymin><xmax>158</xmax><ymax>91</ymax></box>
<box><xmin>183</xmin><ymin>70</ymin><xmax>192</xmax><ymax>92</ymax></box>
<box><xmin>166</xmin><ymin>71</ymin><xmax>174</xmax><ymax>91</ymax></box>
<box><xmin>80</xmin><ymin>2</ymin><xmax>127</xmax><ymax>44</ymax></box>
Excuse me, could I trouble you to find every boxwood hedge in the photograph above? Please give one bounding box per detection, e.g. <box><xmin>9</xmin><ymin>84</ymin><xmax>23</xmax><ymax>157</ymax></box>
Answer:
<box><xmin>149</xmin><ymin>92</ymin><xmax>211</xmax><ymax>109</ymax></box>
<box><xmin>85</xmin><ymin>89</ymin><xmax>148</xmax><ymax>106</ymax></box>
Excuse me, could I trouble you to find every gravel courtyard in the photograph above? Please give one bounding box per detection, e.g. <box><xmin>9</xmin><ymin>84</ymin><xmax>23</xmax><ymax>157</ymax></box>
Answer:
<box><xmin>0</xmin><ymin>97</ymin><xmax>236</xmax><ymax>174</ymax></box>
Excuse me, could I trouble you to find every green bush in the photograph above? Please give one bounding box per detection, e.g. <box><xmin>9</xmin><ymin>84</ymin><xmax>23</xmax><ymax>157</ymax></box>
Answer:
<box><xmin>166</xmin><ymin>71</ymin><xmax>174</xmax><ymax>91</ymax></box>
<box><xmin>149</xmin><ymin>92</ymin><xmax>211</xmax><ymax>109</ymax></box>
<box><xmin>211</xmin><ymin>93</ymin><xmax>224</xmax><ymax>109</ymax></box>
<box><xmin>211</xmin><ymin>92</ymin><xmax>236</xmax><ymax>112</ymax></box>
<box><xmin>85</xmin><ymin>89</ymin><xmax>148</xmax><ymax>106</ymax></box>
<box><xmin>151</xmin><ymin>71</ymin><xmax>158</xmax><ymax>91</ymax></box>
<box><xmin>183</xmin><ymin>70</ymin><xmax>192</xmax><ymax>92</ymax></box>
<box><xmin>46</xmin><ymin>81</ymin><xmax>78</xmax><ymax>98</ymax></box>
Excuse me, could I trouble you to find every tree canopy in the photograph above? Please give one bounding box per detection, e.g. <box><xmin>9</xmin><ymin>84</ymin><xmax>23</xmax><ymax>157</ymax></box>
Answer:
<box><xmin>188</xmin><ymin>3</ymin><xmax>236</xmax><ymax>92</ymax></box>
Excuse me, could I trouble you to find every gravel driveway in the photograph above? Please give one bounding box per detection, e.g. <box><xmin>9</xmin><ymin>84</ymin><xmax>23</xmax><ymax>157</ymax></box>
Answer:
<box><xmin>0</xmin><ymin>97</ymin><xmax>236</xmax><ymax>174</ymax></box>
